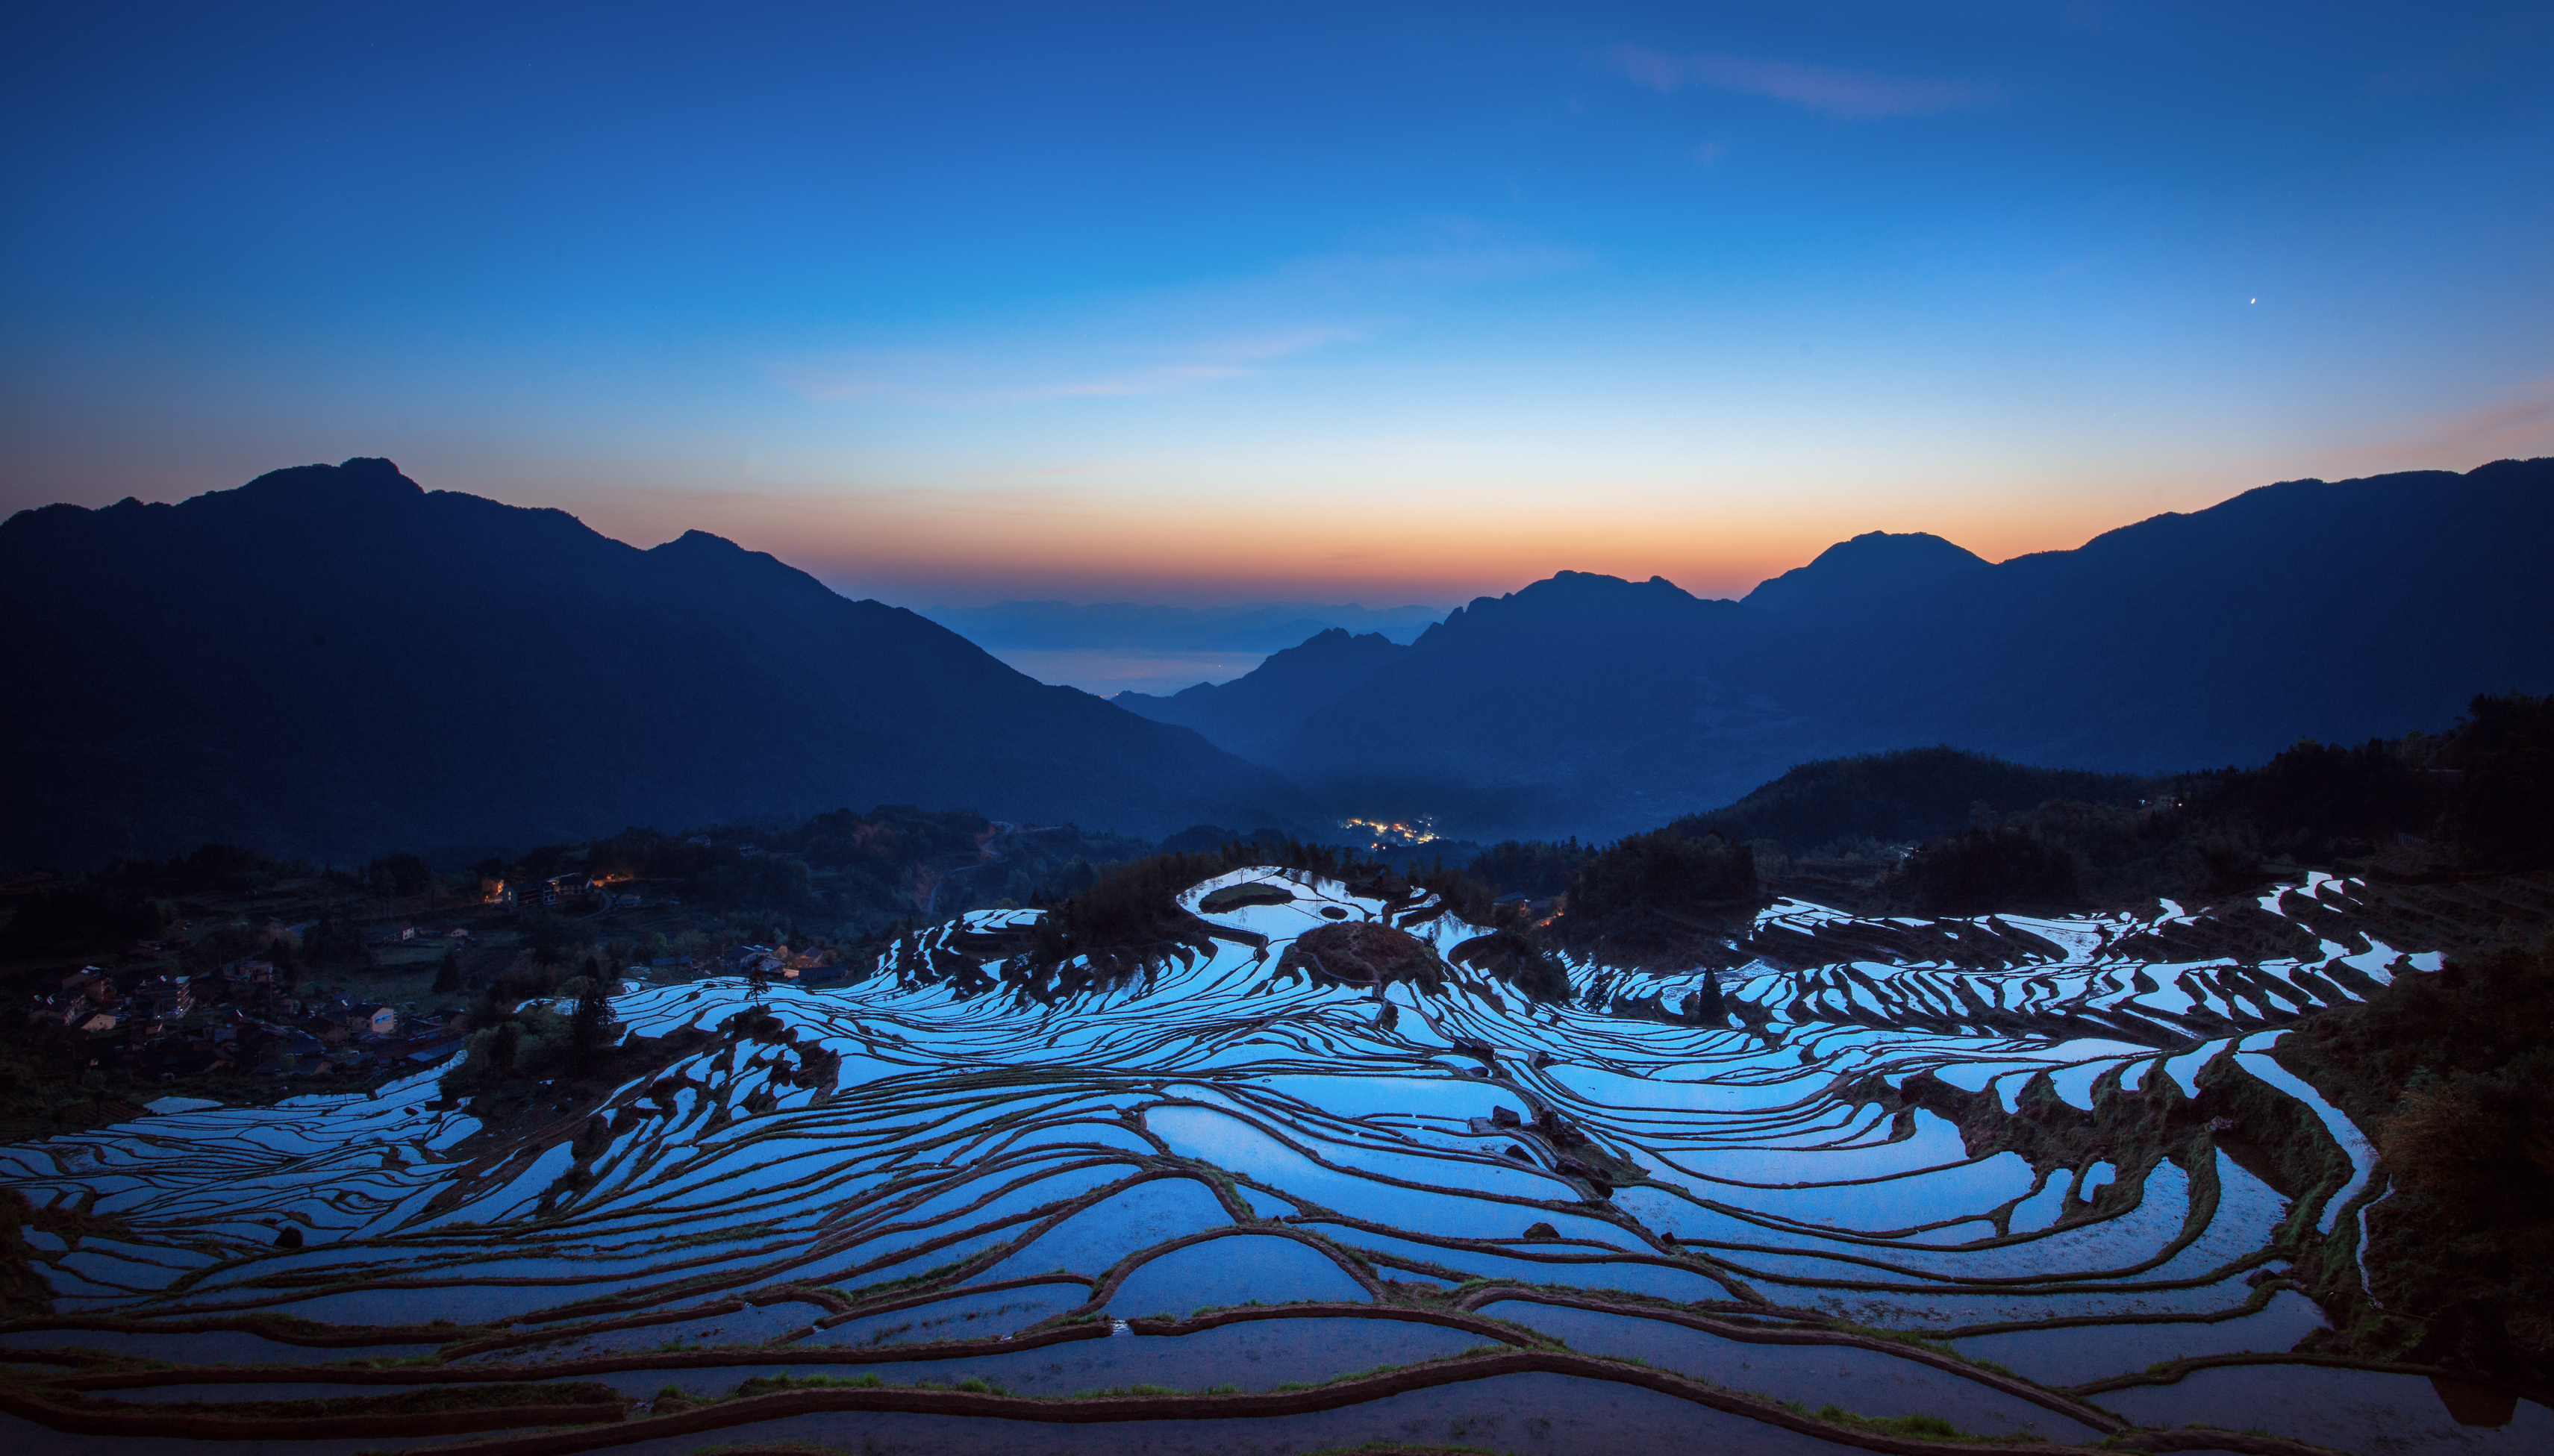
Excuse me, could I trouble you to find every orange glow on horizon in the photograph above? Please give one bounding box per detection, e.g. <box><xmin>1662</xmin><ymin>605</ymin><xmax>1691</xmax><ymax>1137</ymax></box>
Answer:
<box><xmin>543</xmin><ymin>474</ymin><xmax>2199</xmax><ymax>607</ymax></box>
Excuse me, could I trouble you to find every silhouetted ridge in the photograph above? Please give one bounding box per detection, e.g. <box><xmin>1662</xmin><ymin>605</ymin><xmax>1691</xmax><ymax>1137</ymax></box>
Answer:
<box><xmin>1114</xmin><ymin>626</ymin><xmax>1410</xmax><ymax>762</ymax></box>
<box><xmin>1678</xmin><ymin>747</ymin><xmax>2150</xmax><ymax>854</ymax></box>
<box><xmin>1257</xmin><ymin>459</ymin><xmax>2554</xmax><ymax>842</ymax></box>
<box><xmin>1740</xmin><ymin>529</ymin><xmax>1988</xmax><ymax>613</ymax></box>
<box><xmin>0</xmin><ymin>458</ymin><xmax>1311</xmax><ymax>866</ymax></box>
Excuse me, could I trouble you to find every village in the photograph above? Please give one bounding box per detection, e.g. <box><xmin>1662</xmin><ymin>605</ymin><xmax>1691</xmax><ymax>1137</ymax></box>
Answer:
<box><xmin>7</xmin><ymin>863</ymin><xmax>854</xmax><ymax>1111</ymax></box>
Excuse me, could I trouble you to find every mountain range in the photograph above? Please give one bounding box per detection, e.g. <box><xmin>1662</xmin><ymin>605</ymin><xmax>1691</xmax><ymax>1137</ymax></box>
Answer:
<box><xmin>0</xmin><ymin>460</ymin><xmax>1310</xmax><ymax>867</ymax></box>
<box><xmin>1118</xmin><ymin>458</ymin><xmax>2554</xmax><ymax>840</ymax></box>
<box><xmin>6</xmin><ymin>455</ymin><xmax>2548</xmax><ymax>868</ymax></box>
<box><xmin>917</xmin><ymin>600</ymin><xmax>1443</xmax><ymax>654</ymax></box>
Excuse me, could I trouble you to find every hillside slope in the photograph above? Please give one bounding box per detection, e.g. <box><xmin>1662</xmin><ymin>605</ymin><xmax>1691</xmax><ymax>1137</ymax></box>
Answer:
<box><xmin>1265</xmin><ymin>459</ymin><xmax>2554</xmax><ymax>840</ymax></box>
<box><xmin>0</xmin><ymin>460</ymin><xmax>1311</xmax><ymax>866</ymax></box>
<box><xmin>1113</xmin><ymin>628</ymin><xmax>1410</xmax><ymax>761</ymax></box>
<box><xmin>1739</xmin><ymin>530</ymin><xmax>1988</xmax><ymax>613</ymax></box>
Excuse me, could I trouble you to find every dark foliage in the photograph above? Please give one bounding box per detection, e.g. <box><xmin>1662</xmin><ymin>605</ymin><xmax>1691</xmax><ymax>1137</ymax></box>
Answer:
<box><xmin>1551</xmin><ymin>828</ymin><xmax>1759</xmax><ymax>968</ymax></box>
<box><xmin>1678</xmin><ymin>746</ymin><xmax>2151</xmax><ymax>856</ymax></box>
<box><xmin>1465</xmin><ymin>838</ymin><xmax>1592</xmax><ymax>898</ymax></box>
<box><xmin>364</xmin><ymin>852</ymin><xmax>433</xmax><ymax>897</ymax></box>
<box><xmin>178</xmin><ymin>922</ymin><xmax>269</xmax><ymax>972</ymax></box>
<box><xmin>1884</xmin><ymin>822</ymin><xmax>2082</xmax><ymax>915</ymax></box>
<box><xmin>578</xmin><ymin>806</ymin><xmax>1152</xmax><ymax>937</ymax></box>
<box><xmin>1399</xmin><ymin>857</ymin><xmax>1515</xmax><ymax>930</ymax></box>
<box><xmin>1568</xmin><ymin>828</ymin><xmax>1758</xmax><ymax>917</ymax></box>
<box><xmin>1447</xmin><ymin>927</ymin><xmax>1571</xmax><ymax>1003</ymax></box>
<box><xmin>1017</xmin><ymin>834</ymin><xmax>1538</xmax><ymax>995</ymax></box>
<box><xmin>1153</xmin><ymin>823</ymin><xmax>1292</xmax><ymax>857</ymax></box>
<box><xmin>1867</xmin><ymin>708</ymin><xmax>2535</xmax><ymax>914</ymax></box>
<box><xmin>2194</xmin><ymin>738</ymin><xmax>2436</xmax><ymax>846</ymax></box>
<box><xmin>1281</xmin><ymin>921</ymin><xmax>1446</xmax><ymax>993</ymax></box>
<box><xmin>487</xmin><ymin>1022</ymin><xmax>520</xmax><ymax>1078</ymax></box>
<box><xmin>298</xmin><ymin>917</ymin><xmax>375</xmax><ymax>970</ymax></box>
<box><xmin>569</xmin><ymin>967</ymin><xmax>615</xmax><ymax>1071</ymax></box>
<box><xmin>2438</xmin><ymin>692</ymin><xmax>2554</xmax><ymax>869</ymax></box>
<box><xmin>1023</xmin><ymin>840</ymin><xmax>1364</xmax><ymax>981</ymax></box>
<box><xmin>1</xmin><ymin>885</ymin><xmax>171</xmax><ymax>954</ymax></box>
<box><xmin>2288</xmin><ymin>937</ymin><xmax>2554</xmax><ymax>1345</ymax></box>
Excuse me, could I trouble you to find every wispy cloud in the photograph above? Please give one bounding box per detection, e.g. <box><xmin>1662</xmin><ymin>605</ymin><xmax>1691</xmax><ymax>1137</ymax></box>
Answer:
<box><xmin>764</xmin><ymin>221</ymin><xmax>1576</xmax><ymax>411</ymax></box>
<box><xmin>1611</xmin><ymin>43</ymin><xmax>1999</xmax><ymax>119</ymax></box>
<box><xmin>769</xmin><ymin>326</ymin><xmax>1361</xmax><ymax>408</ymax></box>
<box><xmin>2355</xmin><ymin>377</ymin><xmax>2554</xmax><ymax>464</ymax></box>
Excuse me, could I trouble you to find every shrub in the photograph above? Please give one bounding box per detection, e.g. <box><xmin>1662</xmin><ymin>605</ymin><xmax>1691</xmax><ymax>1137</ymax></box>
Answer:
<box><xmin>2</xmin><ymin>885</ymin><xmax>170</xmax><ymax>953</ymax></box>
<box><xmin>2439</xmin><ymin>692</ymin><xmax>2554</xmax><ymax>869</ymax></box>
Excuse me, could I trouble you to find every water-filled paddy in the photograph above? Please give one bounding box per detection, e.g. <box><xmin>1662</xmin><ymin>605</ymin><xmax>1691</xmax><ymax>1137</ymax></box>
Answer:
<box><xmin>0</xmin><ymin>869</ymin><xmax>2513</xmax><ymax>1453</ymax></box>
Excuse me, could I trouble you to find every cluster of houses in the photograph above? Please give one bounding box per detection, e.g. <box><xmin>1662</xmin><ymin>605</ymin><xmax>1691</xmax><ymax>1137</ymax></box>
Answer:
<box><xmin>27</xmin><ymin>961</ymin><xmax>449</xmax><ymax>1081</ymax></box>
<box><xmin>363</xmin><ymin>923</ymin><xmax>474</xmax><ymax>948</ymax></box>
<box><xmin>728</xmin><ymin>943</ymin><xmax>852</xmax><ymax>987</ymax></box>
<box><xmin>479</xmin><ymin>874</ymin><xmax>648</xmax><ymax>910</ymax></box>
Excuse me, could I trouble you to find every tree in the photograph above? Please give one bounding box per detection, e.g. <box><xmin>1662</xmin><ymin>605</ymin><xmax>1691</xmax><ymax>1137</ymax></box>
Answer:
<box><xmin>569</xmin><ymin>976</ymin><xmax>614</xmax><ymax>1073</ymax></box>
<box><xmin>2441</xmin><ymin>692</ymin><xmax>2554</xmax><ymax>869</ymax></box>
<box><xmin>431</xmin><ymin>949</ymin><xmax>463</xmax><ymax>993</ymax></box>
<box><xmin>487</xmin><ymin>1021</ymin><xmax>522</xmax><ymax>1079</ymax></box>
<box><xmin>366</xmin><ymin>853</ymin><xmax>433</xmax><ymax>897</ymax></box>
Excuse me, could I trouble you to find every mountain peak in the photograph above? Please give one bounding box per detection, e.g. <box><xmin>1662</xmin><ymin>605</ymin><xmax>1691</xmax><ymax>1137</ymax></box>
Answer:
<box><xmin>233</xmin><ymin>456</ymin><xmax>422</xmax><ymax>505</ymax></box>
<box><xmin>1741</xmin><ymin>530</ymin><xmax>1988</xmax><ymax>613</ymax></box>
<box><xmin>657</xmin><ymin>528</ymin><xmax>749</xmax><ymax>553</ymax></box>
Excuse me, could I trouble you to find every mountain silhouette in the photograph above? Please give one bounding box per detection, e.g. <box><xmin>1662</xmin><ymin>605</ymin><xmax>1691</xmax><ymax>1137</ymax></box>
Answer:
<box><xmin>1113</xmin><ymin>628</ymin><xmax>1411</xmax><ymax>763</ymax></box>
<box><xmin>0</xmin><ymin>460</ymin><xmax>1310</xmax><ymax>866</ymax></box>
<box><xmin>1740</xmin><ymin>530</ymin><xmax>1988</xmax><ymax>613</ymax></box>
<box><xmin>1174</xmin><ymin>460</ymin><xmax>2554</xmax><ymax>840</ymax></box>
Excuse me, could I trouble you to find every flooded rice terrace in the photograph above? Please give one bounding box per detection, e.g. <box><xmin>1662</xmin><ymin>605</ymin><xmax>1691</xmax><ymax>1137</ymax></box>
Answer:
<box><xmin>2</xmin><ymin>866</ymin><xmax>2544</xmax><ymax>1455</ymax></box>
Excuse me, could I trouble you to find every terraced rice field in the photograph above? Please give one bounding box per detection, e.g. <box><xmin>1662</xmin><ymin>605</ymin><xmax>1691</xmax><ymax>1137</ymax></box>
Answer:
<box><xmin>1</xmin><ymin>867</ymin><xmax>2543</xmax><ymax>1454</ymax></box>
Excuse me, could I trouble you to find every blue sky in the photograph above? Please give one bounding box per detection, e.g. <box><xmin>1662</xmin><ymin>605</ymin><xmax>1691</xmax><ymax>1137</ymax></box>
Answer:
<box><xmin>4</xmin><ymin>1</ymin><xmax>2548</xmax><ymax>606</ymax></box>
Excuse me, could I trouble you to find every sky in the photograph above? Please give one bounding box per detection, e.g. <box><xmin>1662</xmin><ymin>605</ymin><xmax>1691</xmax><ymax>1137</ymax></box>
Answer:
<box><xmin>3</xmin><ymin>1</ymin><xmax>2550</xmax><ymax>609</ymax></box>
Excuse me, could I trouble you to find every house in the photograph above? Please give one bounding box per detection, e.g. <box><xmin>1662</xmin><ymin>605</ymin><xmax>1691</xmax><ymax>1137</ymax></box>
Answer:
<box><xmin>496</xmin><ymin>874</ymin><xmax>590</xmax><ymax>909</ymax></box>
<box><xmin>223</xmin><ymin>958</ymin><xmax>276</xmax><ymax>987</ymax></box>
<box><xmin>31</xmin><ymin>983</ymin><xmax>119</xmax><ymax>1029</ymax></box>
<box><xmin>729</xmin><ymin>945</ymin><xmax>787</xmax><ymax>980</ymax></box>
<box><xmin>299</xmin><ymin>1013</ymin><xmax>350</xmax><ymax>1046</ymax></box>
<box><xmin>131</xmin><ymin>975</ymin><xmax>195</xmax><ymax>1019</ymax></box>
<box><xmin>319</xmin><ymin>999</ymin><xmax>396</xmax><ymax>1037</ymax></box>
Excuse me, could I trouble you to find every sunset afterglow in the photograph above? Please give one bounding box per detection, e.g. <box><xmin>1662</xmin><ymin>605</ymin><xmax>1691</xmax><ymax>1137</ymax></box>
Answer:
<box><xmin>4</xmin><ymin>4</ymin><xmax>2547</xmax><ymax>607</ymax></box>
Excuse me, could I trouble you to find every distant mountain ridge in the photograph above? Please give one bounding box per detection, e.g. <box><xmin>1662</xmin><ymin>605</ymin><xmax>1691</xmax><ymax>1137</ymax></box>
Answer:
<box><xmin>1740</xmin><ymin>530</ymin><xmax>1988</xmax><ymax>613</ymax></box>
<box><xmin>919</xmin><ymin>599</ymin><xmax>1444</xmax><ymax>653</ymax></box>
<box><xmin>0</xmin><ymin>460</ymin><xmax>1311</xmax><ymax>867</ymax></box>
<box><xmin>1111</xmin><ymin>628</ymin><xmax>1411</xmax><ymax>763</ymax></box>
<box><xmin>1121</xmin><ymin>459</ymin><xmax>2554</xmax><ymax>842</ymax></box>
<box><xmin>12</xmin><ymin>456</ymin><xmax>2547</xmax><ymax>866</ymax></box>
